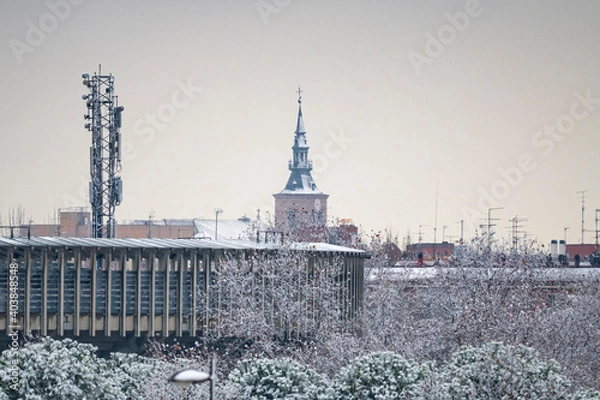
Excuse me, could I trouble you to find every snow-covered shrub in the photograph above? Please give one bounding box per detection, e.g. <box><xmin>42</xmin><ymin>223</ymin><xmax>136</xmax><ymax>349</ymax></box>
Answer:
<box><xmin>104</xmin><ymin>352</ymin><xmax>157</xmax><ymax>399</ymax></box>
<box><xmin>0</xmin><ymin>337</ymin><xmax>123</xmax><ymax>399</ymax></box>
<box><xmin>226</xmin><ymin>357</ymin><xmax>329</xmax><ymax>399</ymax></box>
<box><xmin>139</xmin><ymin>357</ymin><xmax>211</xmax><ymax>400</ymax></box>
<box><xmin>421</xmin><ymin>342</ymin><xmax>571</xmax><ymax>400</ymax></box>
<box><xmin>571</xmin><ymin>390</ymin><xmax>600</xmax><ymax>400</ymax></box>
<box><xmin>331</xmin><ymin>351</ymin><xmax>428</xmax><ymax>399</ymax></box>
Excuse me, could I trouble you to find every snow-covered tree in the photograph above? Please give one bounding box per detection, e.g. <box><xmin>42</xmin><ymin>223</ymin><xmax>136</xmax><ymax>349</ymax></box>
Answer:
<box><xmin>418</xmin><ymin>342</ymin><xmax>571</xmax><ymax>400</ymax></box>
<box><xmin>357</xmin><ymin>238</ymin><xmax>600</xmax><ymax>391</ymax></box>
<box><xmin>331</xmin><ymin>351</ymin><xmax>429</xmax><ymax>399</ymax></box>
<box><xmin>571</xmin><ymin>389</ymin><xmax>600</xmax><ymax>400</ymax></box>
<box><xmin>202</xmin><ymin>248</ymin><xmax>349</xmax><ymax>343</ymax></box>
<box><xmin>138</xmin><ymin>357</ymin><xmax>212</xmax><ymax>400</ymax></box>
<box><xmin>226</xmin><ymin>357</ymin><xmax>329</xmax><ymax>400</ymax></box>
<box><xmin>0</xmin><ymin>337</ymin><xmax>123</xmax><ymax>399</ymax></box>
<box><xmin>104</xmin><ymin>352</ymin><xmax>156</xmax><ymax>399</ymax></box>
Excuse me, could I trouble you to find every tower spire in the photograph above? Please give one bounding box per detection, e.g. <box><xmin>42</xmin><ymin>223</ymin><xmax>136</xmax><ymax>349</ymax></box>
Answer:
<box><xmin>279</xmin><ymin>88</ymin><xmax>321</xmax><ymax>189</ymax></box>
<box><xmin>273</xmin><ymin>89</ymin><xmax>329</xmax><ymax>233</ymax></box>
<box><xmin>296</xmin><ymin>87</ymin><xmax>305</xmax><ymax>134</ymax></box>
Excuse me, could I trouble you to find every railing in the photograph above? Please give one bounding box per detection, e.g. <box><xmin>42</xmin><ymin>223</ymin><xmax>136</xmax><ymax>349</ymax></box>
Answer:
<box><xmin>288</xmin><ymin>160</ymin><xmax>313</xmax><ymax>169</ymax></box>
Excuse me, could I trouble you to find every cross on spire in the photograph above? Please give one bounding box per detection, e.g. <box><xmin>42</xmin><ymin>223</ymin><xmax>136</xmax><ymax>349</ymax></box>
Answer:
<box><xmin>296</xmin><ymin>87</ymin><xmax>303</xmax><ymax>104</ymax></box>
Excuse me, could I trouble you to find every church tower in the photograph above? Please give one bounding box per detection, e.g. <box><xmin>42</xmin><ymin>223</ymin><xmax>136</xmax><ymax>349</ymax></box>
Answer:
<box><xmin>274</xmin><ymin>89</ymin><xmax>329</xmax><ymax>236</ymax></box>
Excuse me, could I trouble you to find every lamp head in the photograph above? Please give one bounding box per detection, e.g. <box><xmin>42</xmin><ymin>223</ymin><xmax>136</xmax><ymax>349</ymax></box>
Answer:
<box><xmin>168</xmin><ymin>369</ymin><xmax>210</xmax><ymax>388</ymax></box>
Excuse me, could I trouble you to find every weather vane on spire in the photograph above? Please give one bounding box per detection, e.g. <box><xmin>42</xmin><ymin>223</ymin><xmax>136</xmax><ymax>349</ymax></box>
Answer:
<box><xmin>296</xmin><ymin>86</ymin><xmax>303</xmax><ymax>104</ymax></box>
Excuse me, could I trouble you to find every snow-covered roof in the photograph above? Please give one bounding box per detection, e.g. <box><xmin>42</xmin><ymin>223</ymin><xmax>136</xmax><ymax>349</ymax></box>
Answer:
<box><xmin>125</xmin><ymin>219</ymin><xmax>195</xmax><ymax>226</ymax></box>
<box><xmin>276</xmin><ymin>170</ymin><xmax>327</xmax><ymax>195</ymax></box>
<box><xmin>0</xmin><ymin>236</ymin><xmax>251</xmax><ymax>250</ymax></box>
<box><xmin>193</xmin><ymin>218</ymin><xmax>254</xmax><ymax>240</ymax></box>
<box><xmin>366</xmin><ymin>267</ymin><xmax>600</xmax><ymax>283</ymax></box>
<box><xmin>0</xmin><ymin>236</ymin><xmax>368</xmax><ymax>256</ymax></box>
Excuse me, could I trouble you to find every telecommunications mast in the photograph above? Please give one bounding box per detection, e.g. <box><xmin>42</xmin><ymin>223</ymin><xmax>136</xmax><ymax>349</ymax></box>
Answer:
<box><xmin>82</xmin><ymin>66</ymin><xmax>124</xmax><ymax>238</ymax></box>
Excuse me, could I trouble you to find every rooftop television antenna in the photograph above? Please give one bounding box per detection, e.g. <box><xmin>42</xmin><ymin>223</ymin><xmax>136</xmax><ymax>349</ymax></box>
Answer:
<box><xmin>577</xmin><ymin>190</ymin><xmax>588</xmax><ymax>244</ymax></box>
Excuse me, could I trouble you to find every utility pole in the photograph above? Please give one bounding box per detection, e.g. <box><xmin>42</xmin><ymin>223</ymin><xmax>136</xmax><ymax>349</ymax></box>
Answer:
<box><xmin>577</xmin><ymin>190</ymin><xmax>588</xmax><ymax>244</ymax></box>
<box><xmin>82</xmin><ymin>66</ymin><xmax>124</xmax><ymax>238</ymax></box>
<box><xmin>594</xmin><ymin>208</ymin><xmax>600</xmax><ymax>251</ymax></box>
<box><xmin>433</xmin><ymin>183</ymin><xmax>439</xmax><ymax>246</ymax></box>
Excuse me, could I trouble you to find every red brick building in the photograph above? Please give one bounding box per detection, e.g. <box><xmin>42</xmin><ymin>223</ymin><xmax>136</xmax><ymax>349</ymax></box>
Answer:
<box><xmin>565</xmin><ymin>243</ymin><xmax>600</xmax><ymax>265</ymax></box>
<box><xmin>25</xmin><ymin>208</ymin><xmax>91</xmax><ymax>237</ymax></box>
<box><xmin>406</xmin><ymin>242</ymin><xmax>455</xmax><ymax>262</ymax></box>
<box><xmin>15</xmin><ymin>208</ymin><xmax>194</xmax><ymax>239</ymax></box>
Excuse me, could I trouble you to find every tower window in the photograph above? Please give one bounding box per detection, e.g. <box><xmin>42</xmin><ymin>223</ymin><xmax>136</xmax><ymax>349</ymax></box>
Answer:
<box><xmin>287</xmin><ymin>209</ymin><xmax>296</xmax><ymax>228</ymax></box>
<box><xmin>311</xmin><ymin>210</ymin><xmax>324</xmax><ymax>226</ymax></box>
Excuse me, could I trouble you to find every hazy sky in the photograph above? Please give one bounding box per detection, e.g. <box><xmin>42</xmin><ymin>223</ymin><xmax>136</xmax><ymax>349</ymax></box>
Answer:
<box><xmin>1</xmin><ymin>0</ymin><xmax>600</xmax><ymax>246</ymax></box>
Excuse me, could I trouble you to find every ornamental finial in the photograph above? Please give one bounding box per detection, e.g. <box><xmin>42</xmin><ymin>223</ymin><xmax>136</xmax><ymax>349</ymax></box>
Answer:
<box><xmin>296</xmin><ymin>86</ymin><xmax>303</xmax><ymax>104</ymax></box>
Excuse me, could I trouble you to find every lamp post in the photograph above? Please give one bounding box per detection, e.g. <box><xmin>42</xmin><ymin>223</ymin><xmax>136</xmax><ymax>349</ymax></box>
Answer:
<box><xmin>168</xmin><ymin>356</ymin><xmax>216</xmax><ymax>399</ymax></box>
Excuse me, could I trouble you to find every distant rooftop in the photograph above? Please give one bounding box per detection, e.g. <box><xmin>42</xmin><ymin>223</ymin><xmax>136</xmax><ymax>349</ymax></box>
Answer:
<box><xmin>194</xmin><ymin>218</ymin><xmax>255</xmax><ymax>240</ymax></box>
<box><xmin>124</xmin><ymin>219</ymin><xmax>196</xmax><ymax>226</ymax></box>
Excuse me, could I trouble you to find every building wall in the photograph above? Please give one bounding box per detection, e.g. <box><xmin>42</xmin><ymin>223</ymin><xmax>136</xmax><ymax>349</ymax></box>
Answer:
<box><xmin>23</xmin><ymin>210</ymin><xmax>90</xmax><ymax>237</ymax></box>
<box><xmin>59</xmin><ymin>211</ymin><xmax>91</xmax><ymax>237</ymax></box>
<box><xmin>566</xmin><ymin>244</ymin><xmax>599</xmax><ymax>261</ymax></box>
<box><xmin>117</xmin><ymin>224</ymin><xmax>194</xmax><ymax>239</ymax></box>
<box><xmin>28</xmin><ymin>224</ymin><xmax>60</xmax><ymax>237</ymax></box>
<box><xmin>274</xmin><ymin>194</ymin><xmax>328</xmax><ymax>234</ymax></box>
<box><xmin>12</xmin><ymin>209</ymin><xmax>193</xmax><ymax>239</ymax></box>
<box><xmin>329</xmin><ymin>223</ymin><xmax>359</xmax><ymax>247</ymax></box>
<box><xmin>406</xmin><ymin>242</ymin><xmax>455</xmax><ymax>261</ymax></box>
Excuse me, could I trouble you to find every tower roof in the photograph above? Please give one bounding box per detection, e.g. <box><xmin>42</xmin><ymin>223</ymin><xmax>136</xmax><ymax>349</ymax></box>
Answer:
<box><xmin>275</xmin><ymin>88</ymin><xmax>327</xmax><ymax>196</ymax></box>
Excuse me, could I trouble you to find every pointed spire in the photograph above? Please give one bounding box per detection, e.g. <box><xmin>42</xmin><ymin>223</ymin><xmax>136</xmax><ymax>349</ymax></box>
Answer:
<box><xmin>295</xmin><ymin>87</ymin><xmax>306</xmax><ymax>134</ymax></box>
<box><xmin>275</xmin><ymin>88</ymin><xmax>328</xmax><ymax>196</ymax></box>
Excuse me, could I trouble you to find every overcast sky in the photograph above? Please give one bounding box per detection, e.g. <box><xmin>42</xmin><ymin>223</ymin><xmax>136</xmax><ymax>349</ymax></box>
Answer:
<box><xmin>1</xmin><ymin>0</ymin><xmax>600</xmax><ymax>246</ymax></box>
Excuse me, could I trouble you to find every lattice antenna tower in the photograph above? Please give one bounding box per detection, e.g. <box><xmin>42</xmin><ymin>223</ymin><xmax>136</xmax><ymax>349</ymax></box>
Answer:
<box><xmin>82</xmin><ymin>66</ymin><xmax>124</xmax><ymax>238</ymax></box>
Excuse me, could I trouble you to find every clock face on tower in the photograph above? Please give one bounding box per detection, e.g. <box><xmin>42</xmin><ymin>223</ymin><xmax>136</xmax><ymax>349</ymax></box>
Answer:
<box><xmin>314</xmin><ymin>198</ymin><xmax>321</xmax><ymax>211</ymax></box>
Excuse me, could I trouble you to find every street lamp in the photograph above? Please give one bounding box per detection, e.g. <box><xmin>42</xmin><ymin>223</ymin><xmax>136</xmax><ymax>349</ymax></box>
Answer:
<box><xmin>168</xmin><ymin>357</ymin><xmax>216</xmax><ymax>399</ymax></box>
